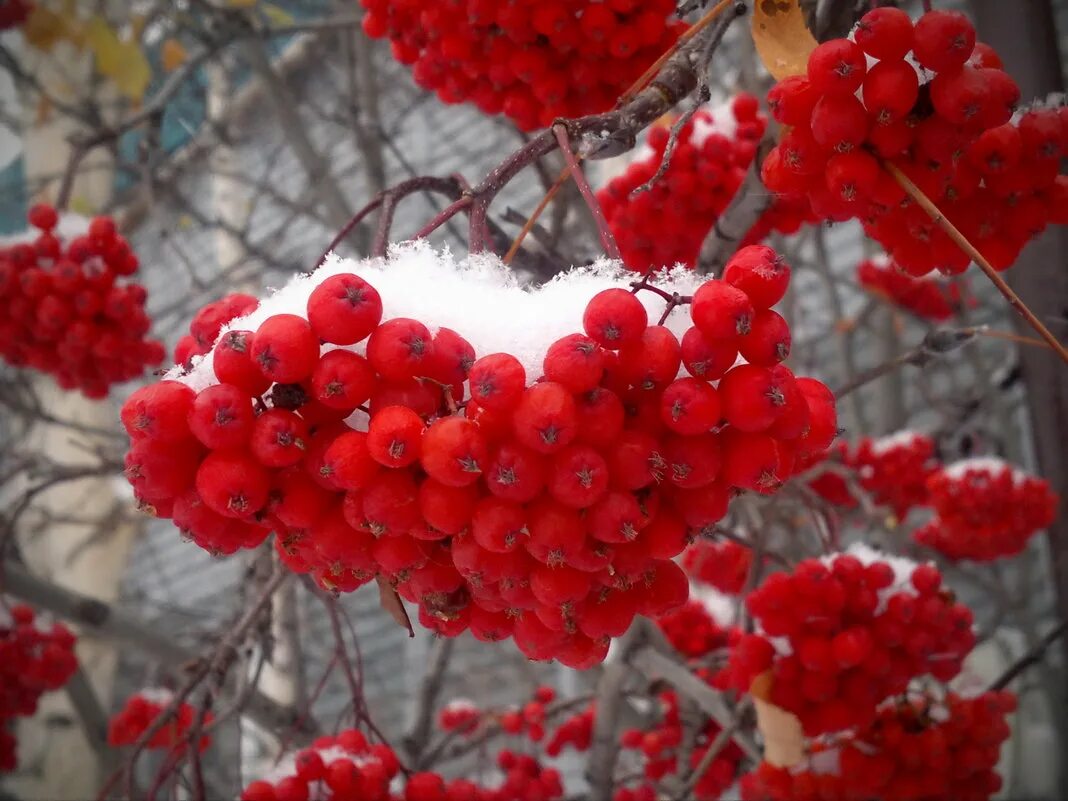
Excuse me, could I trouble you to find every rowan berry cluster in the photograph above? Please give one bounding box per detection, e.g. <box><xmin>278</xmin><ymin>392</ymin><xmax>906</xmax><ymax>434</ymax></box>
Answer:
<box><xmin>0</xmin><ymin>205</ymin><xmax>164</xmax><ymax>398</ymax></box>
<box><xmin>359</xmin><ymin>0</ymin><xmax>685</xmax><ymax>131</ymax></box>
<box><xmin>241</xmin><ymin>729</ymin><xmax>564</xmax><ymax>801</ymax></box>
<box><xmin>620</xmin><ymin>689</ymin><xmax>745</xmax><ymax>801</ymax></box>
<box><xmin>716</xmin><ymin>550</ymin><xmax>975</xmax><ymax>737</ymax></box>
<box><xmin>597</xmin><ymin>98</ymin><xmax>815</xmax><ymax>273</ymax></box>
<box><xmin>0</xmin><ymin>604</ymin><xmax>77</xmax><ymax>772</ymax></box>
<box><xmin>545</xmin><ymin>703</ymin><xmax>593</xmax><ymax>757</ymax></box>
<box><xmin>857</xmin><ymin>253</ymin><xmax>960</xmax><ymax>321</ymax></box>
<box><xmin>656</xmin><ymin>598</ymin><xmax>730</xmax><ymax>659</ymax></box>
<box><xmin>437</xmin><ymin>698</ymin><xmax>481</xmax><ymax>734</ymax></box>
<box><xmin>740</xmin><ymin>690</ymin><xmax>1016</xmax><ymax>801</ymax></box>
<box><xmin>0</xmin><ymin>0</ymin><xmax>31</xmax><ymax>29</ymax></box>
<box><xmin>174</xmin><ymin>292</ymin><xmax>259</xmax><ymax>368</ymax></box>
<box><xmin>812</xmin><ymin>432</ymin><xmax>939</xmax><ymax>520</ymax></box>
<box><xmin>497</xmin><ymin>685</ymin><xmax>556</xmax><ymax>742</ymax></box>
<box><xmin>107</xmin><ymin>689</ymin><xmax>212</xmax><ymax>752</ymax></box>
<box><xmin>682</xmin><ymin>538</ymin><xmax>751</xmax><ymax>594</ymax></box>
<box><xmin>120</xmin><ymin>243</ymin><xmax>836</xmax><ymax>666</ymax></box>
<box><xmin>762</xmin><ymin>8</ymin><xmax>1068</xmax><ymax>277</ymax></box>
<box><xmin>914</xmin><ymin>457</ymin><xmax>1058</xmax><ymax>561</ymax></box>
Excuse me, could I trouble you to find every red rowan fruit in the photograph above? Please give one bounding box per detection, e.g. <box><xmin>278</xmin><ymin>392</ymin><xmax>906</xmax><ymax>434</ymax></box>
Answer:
<box><xmin>251</xmin><ymin>314</ymin><xmax>320</xmax><ymax>384</ymax></box>
<box><xmin>582</xmin><ymin>288</ymin><xmax>648</xmax><ymax>349</ymax></box>
<box><xmin>306</xmin><ymin>273</ymin><xmax>383</xmax><ymax>345</ymax></box>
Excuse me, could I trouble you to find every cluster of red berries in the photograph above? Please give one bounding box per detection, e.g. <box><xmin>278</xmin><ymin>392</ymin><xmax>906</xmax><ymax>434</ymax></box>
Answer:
<box><xmin>681</xmin><ymin>538</ymin><xmax>751</xmax><ymax>594</ymax></box>
<box><xmin>120</xmin><ymin>245</ymin><xmax>837</xmax><ymax>666</ymax></box>
<box><xmin>545</xmin><ymin>703</ymin><xmax>594</xmax><ymax>757</ymax></box>
<box><xmin>914</xmin><ymin>457</ymin><xmax>1058</xmax><ymax>561</ymax></box>
<box><xmin>496</xmin><ymin>685</ymin><xmax>556</xmax><ymax>743</ymax></box>
<box><xmin>857</xmin><ymin>254</ymin><xmax>960</xmax><ymax>322</ymax></box>
<box><xmin>437</xmin><ymin>698</ymin><xmax>481</xmax><ymax>734</ymax></box>
<box><xmin>716</xmin><ymin>552</ymin><xmax>975</xmax><ymax>736</ymax></box>
<box><xmin>740</xmin><ymin>690</ymin><xmax>1016</xmax><ymax>801</ymax></box>
<box><xmin>0</xmin><ymin>604</ymin><xmax>77</xmax><ymax>772</ymax></box>
<box><xmin>107</xmin><ymin>690</ymin><xmax>212</xmax><ymax>752</ymax></box>
<box><xmin>0</xmin><ymin>205</ymin><xmax>163</xmax><ymax>398</ymax></box>
<box><xmin>174</xmin><ymin>292</ymin><xmax>259</xmax><ymax>368</ymax></box>
<box><xmin>0</xmin><ymin>0</ymin><xmax>31</xmax><ymax>30</ymax></box>
<box><xmin>762</xmin><ymin>8</ymin><xmax>1068</xmax><ymax>277</ymax></box>
<box><xmin>811</xmin><ymin>432</ymin><xmax>939</xmax><ymax>520</ymax></box>
<box><xmin>598</xmin><ymin>97</ymin><xmax>815</xmax><ymax>273</ymax></box>
<box><xmin>241</xmin><ymin>730</ymin><xmax>563</xmax><ymax>801</ymax></box>
<box><xmin>620</xmin><ymin>689</ymin><xmax>745</xmax><ymax>801</ymax></box>
<box><xmin>360</xmin><ymin>0</ymin><xmax>685</xmax><ymax>131</ymax></box>
<box><xmin>656</xmin><ymin>598</ymin><xmax>730</xmax><ymax>659</ymax></box>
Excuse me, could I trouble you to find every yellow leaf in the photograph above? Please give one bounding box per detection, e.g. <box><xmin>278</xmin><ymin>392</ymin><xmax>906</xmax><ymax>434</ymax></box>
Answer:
<box><xmin>177</xmin><ymin>214</ymin><xmax>194</xmax><ymax>230</ymax></box>
<box><xmin>375</xmin><ymin>575</ymin><xmax>414</xmax><ymax>637</ymax></box>
<box><xmin>751</xmin><ymin>0</ymin><xmax>818</xmax><ymax>80</ymax></box>
<box><xmin>262</xmin><ymin>4</ymin><xmax>294</xmax><ymax>26</ymax></box>
<box><xmin>84</xmin><ymin>16</ymin><xmax>152</xmax><ymax>101</ymax></box>
<box><xmin>750</xmin><ymin>671</ymin><xmax>805</xmax><ymax>768</ymax></box>
<box><xmin>229</xmin><ymin>0</ymin><xmax>258</xmax><ymax>6</ymax></box>
<box><xmin>69</xmin><ymin>196</ymin><xmax>96</xmax><ymax>217</ymax></box>
<box><xmin>23</xmin><ymin>5</ymin><xmax>68</xmax><ymax>52</ymax></box>
<box><xmin>35</xmin><ymin>94</ymin><xmax>52</xmax><ymax>124</ymax></box>
<box><xmin>161</xmin><ymin>38</ymin><xmax>187</xmax><ymax>72</ymax></box>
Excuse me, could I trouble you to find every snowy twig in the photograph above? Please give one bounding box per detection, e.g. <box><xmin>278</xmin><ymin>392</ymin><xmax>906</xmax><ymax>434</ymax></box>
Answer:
<box><xmin>989</xmin><ymin>620</ymin><xmax>1068</xmax><ymax>691</ymax></box>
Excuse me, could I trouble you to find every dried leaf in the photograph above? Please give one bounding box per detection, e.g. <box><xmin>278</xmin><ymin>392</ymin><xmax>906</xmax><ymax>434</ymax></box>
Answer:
<box><xmin>229</xmin><ymin>0</ymin><xmax>258</xmax><ymax>6</ymax></box>
<box><xmin>23</xmin><ymin>6</ymin><xmax>68</xmax><ymax>52</ymax></box>
<box><xmin>376</xmin><ymin>575</ymin><xmax>414</xmax><ymax>637</ymax></box>
<box><xmin>84</xmin><ymin>16</ymin><xmax>152</xmax><ymax>101</ymax></box>
<box><xmin>69</xmin><ymin>196</ymin><xmax>96</xmax><ymax>216</ymax></box>
<box><xmin>751</xmin><ymin>0</ymin><xmax>819</xmax><ymax>80</ymax></box>
<box><xmin>161</xmin><ymin>38</ymin><xmax>187</xmax><ymax>73</ymax></box>
<box><xmin>262</xmin><ymin>3</ymin><xmax>295</xmax><ymax>26</ymax></box>
<box><xmin>35</xmin><ymin>94</ymin><xmax>52</xmax><ymax>124</ymax></box>
<box><xmin>750</xmin><ymin>671</ymin><xmax>805</xmax><ymax>767</ymax></box>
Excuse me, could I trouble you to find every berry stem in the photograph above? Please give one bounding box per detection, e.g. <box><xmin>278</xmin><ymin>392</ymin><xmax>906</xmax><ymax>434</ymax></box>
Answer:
<box><xmin>552</xmin><ymin>124</ymin><xmax>621</xmax><ymax>262</ymax></box>
<box><xmin>988</xmin><ymin>619</ymin><xmax>1068</xmax><ymax>690</ymax></box>
<box><xmin>883</xmin><ymin>160</ymin><xmax>1068</xmax><ymax>366</ymax></box>
<box><xmin>503</xmin><ymin>168</ymin><xmax>568</xmax><ymax>265</ymax></box>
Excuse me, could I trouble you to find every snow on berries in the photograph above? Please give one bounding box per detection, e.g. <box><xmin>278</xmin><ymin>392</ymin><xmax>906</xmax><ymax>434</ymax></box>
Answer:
<box><xmin>716</xmin><ymin>547</ymin><xmax>976</xmax><ymax>737</ymax></box>
<box><xmin>0</xmin><ymin>206</ymin><xmax>165</xmax><ymax>398</ymax></box>
<box><xmin>119</xmin><ymin>242</ymin><xmax>837</xmax><ymax>667</ymax></box>
<box><xmin>107</xmin><ymin>689</ymin><xmax>211</xmax><ymax>753</ymax></box>
<box><xmin>857</xmin><ymin>253</ymin><xmax>961</xmax><ymax>322</ymax></box>
<box><xmin>360</xmin><ymin>0</ymin><xmax>686</xmax><ymax>131</ymax></box>
<box><xmin>740</xmin><ymin>689</ymin><xmax>1017</xmax><ymax>801</ymax></box>
<box><xmin>0</xmin><ymin>604</ymin><xmax>78</xmax><ymax>772</ymax></box>
<box><xmin>597</xmin><ymin>99</ymin><xmax>815</xmax><ymax>273</ymax></box>
<box><xmin>914</xmin><ymin>457</ymin><xmax>1058</xmax><ymax>561</ymax></box>
<box><xmin>761</xmin><ymin>7</ymin><xmax>1068</xmax><ymax>277</ymax></box>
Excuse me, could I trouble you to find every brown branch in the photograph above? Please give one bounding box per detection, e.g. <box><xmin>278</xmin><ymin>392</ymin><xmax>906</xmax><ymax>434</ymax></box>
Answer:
<box><xmin>833</xmin><ymin>327</ymin><xmax>979</xmax><ymax>398</ymax></box>
<box><xmin>988</xmin><ymin>620</ymin><xmax>1068</xmax><ymax>691</ymax></box>
<box><xmin>552</xmin><ymin>124</ymin><xmax>620</xmax><ymax>262</ymax></box>
<box><xmin>403</xmin><ymin>637</ymin><xmax>455</xmax><ymax>766</ymax></box>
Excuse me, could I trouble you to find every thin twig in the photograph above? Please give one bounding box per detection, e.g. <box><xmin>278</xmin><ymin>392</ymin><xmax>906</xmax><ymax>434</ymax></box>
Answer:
<box><xmin>988</xmin><ymin>620</ymin><xmax>1068</xmax><ymax>691</ymax></box>
<box><xmin>552</xmin><ymin>124</ymin><xmax>621</xmax><ymax>261</ymax></box>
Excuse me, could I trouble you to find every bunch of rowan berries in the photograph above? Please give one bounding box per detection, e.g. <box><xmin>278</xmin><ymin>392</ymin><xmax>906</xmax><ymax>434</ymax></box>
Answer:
<box><xmin>810</xmin><ymin>432</ymin><xmax>939</xmax><ymax>520</ymax></box>
<box><xmin>120</xmin><ymin>243</ymin><xmax>836</xmax><ymax>666</ymax></box>
<box><xmin>0</xmin><ymin>604</ymin><xmax>77</xmax><ymax>772</ymax></box>
<box><xmin>241</xmin><ymin>729</ymin><xmax>564</xmax><ymax>801</ymax></box>
<box><xmin>620</xmin><ymin>689</ymin><xmax>745</xmax><ymax>801</ymax></box>
<box><xmin>761</xmin><ymin>7</ymin><xmax>1068</xmax><ymax>277</ymax></box>
<box><xmin>359</xmin><ymin>0</ymin><xmax>685</xmax><ymax>131</ymax></box>
<box><xmin>716</xmin><ymin>550</ymin><xmax>976</xmax><ymax>737</ymax></box>
<box><xmin>107</xmin><ymin>689</ymin><xmax>212</xmax><ymax>752</ymax></box>
<box><xmin>598</xmin><ymin>96</ymin><xmax>815</xmax><ymax>273</ymax></box>
<box><xmin>740</xmin><ymin>690</ymin><xmax>1016</xmax><ymax>801</ymax></box>
<box><xmin>174</xmin><ymin>292</ymin><xmax>259</xmax><ymax>368</ymax></box>
<box><xmin>0</xmin><ymin>204</ymin><xmax>164</xmax><ymax>398</ymax></box>
<box><xmin>0</xmin><ymin>0</ymin><xmax>31</xmax><ymax>30</ymax></box>
<box><xmin>656</xmin><ymin>598</ymin><xmax>731</xmax><ymax>659</ymax></box>
<box><xmin>681</xmin><ymin>538</ymin><xmax>752</xmax><ymax>595</ymax></box>
<box><xmin>857</xmin><ymin>253</ymin><xmax>961</xmax><ymax>321</ymax></box>
<box><xmin>914</xmin><ymin>457</ymin><xmax>1058</xmax><ymax>561</ymax></box>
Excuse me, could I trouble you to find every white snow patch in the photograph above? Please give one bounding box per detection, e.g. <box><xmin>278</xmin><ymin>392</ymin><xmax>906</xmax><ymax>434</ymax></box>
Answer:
<box><xmin>689</xmin><ymin>583</ymin><xmax>737</xmax><ymax>628</ymax></box>
<box><xmin>0</xmin><ymin>213</ymin><xmax>90</xmax><ymax>245</ymax></box>
<box><xmin>940</xmin><ymin>457</ymin><xmax>1028</xmax><ymax>484</ymax></box>
<box><xmin>171</xmin><ymin>241</ymin><xmax>707</xmax><ymax>394</ymax></box>
<box><xmin>136</xmin><ymin>687</ymin><xmax>176</xmax><ymax>705</ymax></box>
<box><xmin>868</xmin><ymin>430</ymin><xmax>928</xmax><ymax>455</ymax></box>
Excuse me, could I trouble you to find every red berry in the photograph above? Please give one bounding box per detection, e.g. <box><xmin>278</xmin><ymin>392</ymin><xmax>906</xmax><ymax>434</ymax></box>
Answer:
<box><xmin>469</xmin><ymin>353</ymin><xmax>526</xmax><ymax>411</ymax></box>
<box><xmin>512</xmin><ymin>382</ymin><xmax>578</xmax><ymax>454</ymax></box>
<box><xmin>366</xmin><ymin>318</ymin><xmax>436</xmax><ymax>381</ymax></box>
<box><xmin>307</xmin><ymin>273</ymin><xmax>383</xmax><ymax>345</ymax></box>
<box><xmin>367</xmin><ymin>405</ymin><xmax>424</xmax><ymax>467</ymax></box>
<box><xmin>311</xmin><ymin>349</ymin><xmax>377</xmax><ymax>410</ymax></box>
<box><xmin>251</xmin><ymin>314</ymin><xmax>320</xmax><ymax>384</ymax></box>
<box><xmin>854</xmin><ymin>7</ymin><xmax>914</xmax><ymax>61</ymax></box>
<box><xmin>583</xmin><ymin>288</ymin><xmax>648</xmax><ymax>349</ymax></box>
<box><xmin>807</xmin><ymin>39</ymin><xmax>866</xmax><ymax>96</ymax></box>
<box><xmin>421</xmin><ymin>416</ymin><xmax>489</xmax><ymax>486</ymax></box>
<box><xmin>188</xmin><ymin>383</ymin><xmax>255</xmax><ymax>449</ymax></box>
<box><xmin>913</xmin><ymin>10</ymin><xmax>976</xmax><ymax>73</ymax></box>
<box><xmin>690</xmin><ymin>280</ymin><xmax>754</xmax><ymax>339</ymax></box>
